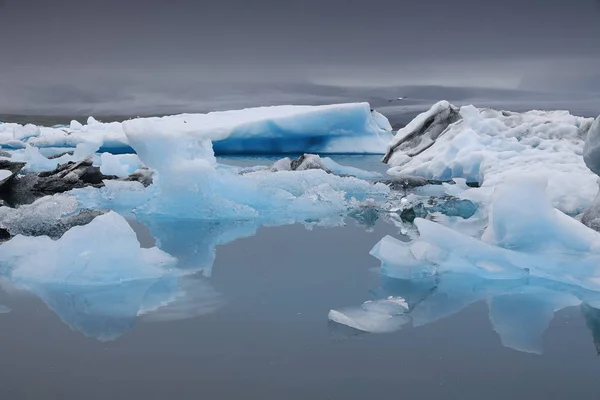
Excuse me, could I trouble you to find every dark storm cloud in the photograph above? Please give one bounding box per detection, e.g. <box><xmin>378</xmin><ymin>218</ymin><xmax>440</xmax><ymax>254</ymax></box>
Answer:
<box><xmin>0</xmin><ymin>0</ymin><xmax>599</xmax><ymax>115</ymax></box>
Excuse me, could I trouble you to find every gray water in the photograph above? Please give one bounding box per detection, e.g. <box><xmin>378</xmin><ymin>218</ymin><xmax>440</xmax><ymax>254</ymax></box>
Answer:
<box><xmin>0</xmin><ymin>218</ymin><xmax>599</xmax><ymax>399</ymax></box>
<box><xmin>0</xmin><ymin>155</ymin><xmax>599</xmax><ymax>399</ymax></box>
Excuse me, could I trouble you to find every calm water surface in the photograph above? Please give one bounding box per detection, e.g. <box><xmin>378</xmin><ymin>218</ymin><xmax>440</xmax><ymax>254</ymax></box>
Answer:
<box><xmin>0</xmin><ymin>156</ymin><xmax>598</xmax><ymax>399</ymax></box>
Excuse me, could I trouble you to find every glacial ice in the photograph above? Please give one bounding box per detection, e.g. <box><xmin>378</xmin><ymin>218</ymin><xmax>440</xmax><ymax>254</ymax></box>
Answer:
<box><xmin>124</xmin><ymin>103</ymin><xmax>392</xmax><ymax>154</ymax></box>
<box><xmin>0</xmin><ymin>211</ymin><xmax>189</xmax><ymax>340</ymax></box>
<box><xmin>386</xmin><ymin>102</ymin><xmax>597</xmax><ymax>214</ymax></box>
<box><xmin>328</xmin><ymin>297</ymin><xmax>410</xmax><ymax>333</ymax></box>
<box><xmin>72</xmin><ymin>121</ymin><xmax>391</xmax><ymax>220</ymax></box>
<box><xmin>329</xmin><ymin>176</ymin><xmax>600</xmax><ymax>353</ymax></box>
<box><xmin>1</xmin><ymin>103</ymin><xmax>392</xmax><ymax>155</ymax></box>
<box><xmin>371</xmin><ymin>178</ymin><xmax>600</xmax><ymax>289</ymax></box>
<box><xmin>0</xmin><ymin>211</ymin><xmax>176</xmax><ymax>285</ymax></box>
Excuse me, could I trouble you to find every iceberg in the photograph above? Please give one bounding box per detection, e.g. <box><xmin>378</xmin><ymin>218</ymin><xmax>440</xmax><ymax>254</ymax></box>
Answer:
<box><xmin>124</xmin><ymin>103</ymin><xmax>392</xmax><ymax>154</ymax></box>
<box><xmin>1</xmin><ymin>103</ymin><xmax>392</xmax><ymax>155</ymax></box>
<box><xmin>0</xmin><ymin>211</ymin><xmax>198</xmax><ymax>341</ymax></box>
<box><xmin>328</xmin><ymin>297</ymin><xmax>410</xmax><ymax>333</ymax></box>
<box><xmin>0</xmin><ymin>211</ymin><xmax>176</xmax><ymax>285</ymax></box>
<box><xmin>69</xmin><ymin>119</ymin><xmax>390</xmax><ymax>221</ymax></box>
<box><xmin>371</xmin><ymin>178</ymin><xmax>600</xmax><ymax>289</ymax></box>
<box><xmin>386</xmin><ymin>102</ymin><xmax>597</xmax><ymax>214</ymax></box>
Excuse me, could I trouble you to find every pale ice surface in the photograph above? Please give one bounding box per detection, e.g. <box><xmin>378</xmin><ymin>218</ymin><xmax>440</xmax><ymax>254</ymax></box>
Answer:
<box><xmin>124</xmin><ymin>103</ymin><xmax>392</xmax><ymax>154</ymax></box>
<box><xmin>371</xmin><ymin>178</ymin><xmax>600</xmax><ymax>290</ymax></box>
<box><xmin>0</xmin><ymin>211</ymin><xmax>213</xmax><ymax>341</ymax></box>
<box><xmin>0</xmin><ymin>211</ymin><xmax>176</xmax><ymax>285</ymax></box>
<box><xmin>328</xmin><ymin>297</ymin><xmax>410</xmax><ymax>333</ymax></box>
<box><xmin>1</xmin><ymin>103</ymin><xmax>392</xmax><ymax>155</ymax></box>
<box><xmin>329</xmin><ymin>177</ymin><xmax>600</xmax><ymax>353</ymax></box>
<box><xmin>387</xmin><ymin>102</ymin><xmax>597</xmax><ymax>214</ymax></box>
<box><xmin>71</xmin><ymin>122</ymin><xmax>390</xmax><ymax>220</ymax></box>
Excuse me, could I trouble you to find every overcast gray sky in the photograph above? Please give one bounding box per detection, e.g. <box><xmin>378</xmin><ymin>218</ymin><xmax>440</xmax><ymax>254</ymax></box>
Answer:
<box><xmin>0</xmin><ymin>0</ymin><xmax>599</xmax><ymax>115</ymax></box>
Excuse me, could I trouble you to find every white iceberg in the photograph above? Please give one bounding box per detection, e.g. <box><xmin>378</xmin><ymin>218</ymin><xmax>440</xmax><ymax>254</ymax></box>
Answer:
<box><xmin>69</xmin><ymin>120</ymin><xmax>390</xmax><ymax>220</ymax></box>
<box><xmin>386</xmin><ymin>102</ymin><xmax>597</xmax><ymax>214</ymax></box>
<box><xmin>371</xmin><ymin>178</ymin><xmax>600</xmax><ymax>291</ymax></box>
<box><xmin>2</xmin><ymin>103</ymin><xmax>392</xmax><ymax>156</ymax></box>
<box><xmin>0</xmin><ymin>211</ymin><xmax>176</xmax><ymax>285</ymax></box>
<box><xmin>124</xmin><ymin>103</ymin><xmax>392</xmax><ymax>154</ymax></box>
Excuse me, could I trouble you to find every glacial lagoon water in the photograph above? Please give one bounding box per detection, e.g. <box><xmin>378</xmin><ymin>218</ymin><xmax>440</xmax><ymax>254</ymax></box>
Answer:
<box><xmin>0</xmin><ymin>156</ymin><xmax>600</xmax><ymax>399</ymax></box>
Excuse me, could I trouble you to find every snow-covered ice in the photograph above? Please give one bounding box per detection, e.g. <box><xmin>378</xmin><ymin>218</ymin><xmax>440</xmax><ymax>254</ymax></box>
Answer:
<box><xmin>386</xmin><ymin>102</ymin><xmax>596</xmax><ymax>214</ymax></box>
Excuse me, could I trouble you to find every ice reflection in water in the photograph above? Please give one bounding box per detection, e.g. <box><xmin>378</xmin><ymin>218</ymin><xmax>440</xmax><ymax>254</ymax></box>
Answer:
<box><xmin>329</xmin><ymin>272</ymin><xmax>600</xmax><ymax>354</ymax></box>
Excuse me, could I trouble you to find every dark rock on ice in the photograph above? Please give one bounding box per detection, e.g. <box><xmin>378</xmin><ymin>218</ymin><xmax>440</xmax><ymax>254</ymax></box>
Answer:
<box><xmin>0</xmin><ymin>160</ymin><xmax>26</xmax><ymax>189</ymax></box>
<box><xmin>34</xmin><ymin>158</ymin><xmax>118</xmax><ymax>194</ymax></box>
<box><xmin>382</xmin><ymin>101</ymin><xmax>461</xmax><ymax>164</ymax></box>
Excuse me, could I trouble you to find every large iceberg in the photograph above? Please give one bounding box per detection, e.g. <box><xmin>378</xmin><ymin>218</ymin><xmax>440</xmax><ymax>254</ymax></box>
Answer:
<box><xmin>385</xmin><ymin>101</ymin><xmax>597</xmax><ymax>214</ymax></box>
<box><xmin>69</xmin><ymin>119</ymin><xmax>391</xmax><ymax>220</ymax></box>
<box><xmin>371</xmin><ymin>178</ymin><xmax>600</xmax><ymax>290</ymax></box>
<box><xmin>330</xmin><ymin>179</ymin><xmax>600</xmax><ymax>353</ymax></box>
<box><xmin>123</xmin><ymin>103</ymin><xmax>392</xmax><ymax>154</ymax></box>
<box><xmin>0</xmin><ymin>210</ymin><xmax>229</xmax><ymax>340</ymax></box>
<box><xmin>1</xmin><ymin>103</ymin><xmax>392</xmax><ymax>155</ymax></box>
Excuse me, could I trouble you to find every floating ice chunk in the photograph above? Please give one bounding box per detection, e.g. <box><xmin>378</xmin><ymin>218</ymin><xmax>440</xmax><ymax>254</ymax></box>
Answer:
<box><xmin>387</xmin><ymin>102</ymin><xmax>597</xmax><ymax>214</ymax></box>
<box><xmin>116</xmin><ymin>123</ymin><xmax>389</xmax><ymax>219</ymax></box>
<box><xmin>0</xmin><ymin>211</ymin><xmax>176</xmax><ymax>285</ymax></box>
<box><xmin>328</xmin><ymin>296</ymin><xmax>410</xmax><ymax>333</ymax></box>
<box><xmin>124</xmin><ymin>103</ymin><xmax>392</xmax><ymax>154</ymax></box>
<box><xmin>372</xmin><ymin>178</ymin><xmax>600</xmax><ymax>290</ymax></box>
<box><xmin>481</xmin><ymin>178</ymin><xmax>600</xmax><ymax>253</ymax></box>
